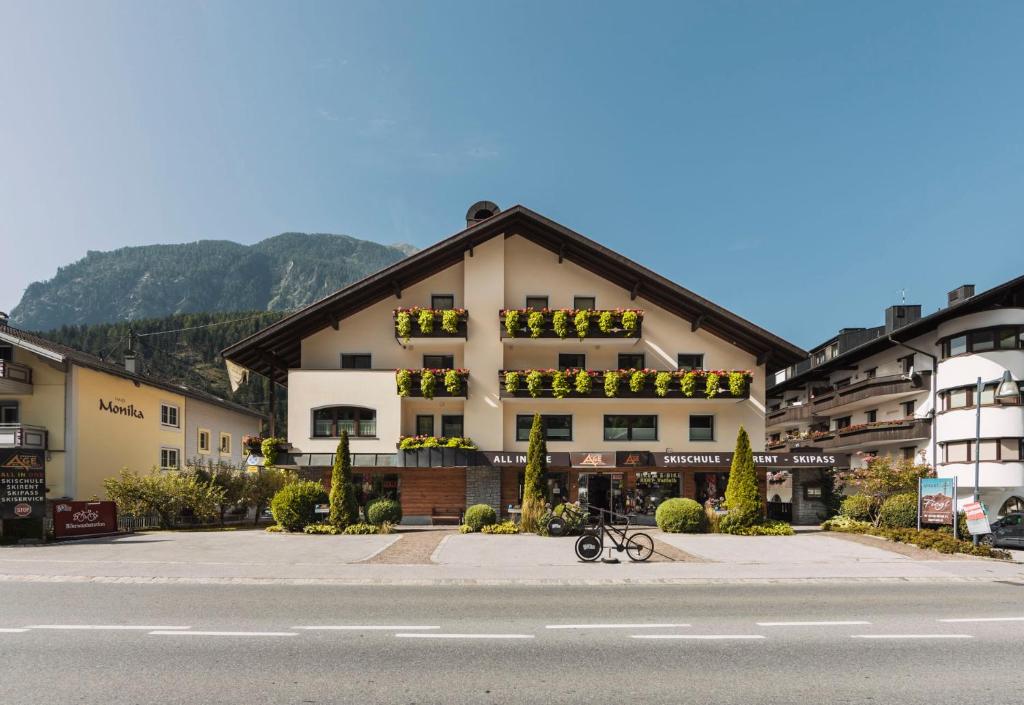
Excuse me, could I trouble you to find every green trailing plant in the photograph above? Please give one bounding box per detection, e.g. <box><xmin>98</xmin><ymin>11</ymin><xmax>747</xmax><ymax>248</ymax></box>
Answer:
<box><xmin>260</xmin><ymin>437</ymin><xmax>285</xmax><ymax>467</ymax></box>
<box><xmin>654</xmin><ymin>371</ymin><xmax>672</xmax><ymax>397</ymax></box>
<box><xmin>464</xmin><ymin>504</ymin><xmax>497</xmax><ymax>531</ymax></box>
<box><xmin>396</xmin><ymin>311</ymin><xmax>413</xmax><ymax>342</ymax></box>
<box><xmin>417</xmin><ymin>308</ymin><xmax>434</xmax><ymax>335</ymax></box>
<box><xmin>573</xmin><ymin>310</ymin><xmax>590</xmax><ymax>340</ymax></box>
<box><xmin>629</xmin><ymin>370</ymin><xmax>647</xmax><ymax>393</ymax></box>
<box><xmin>603</xmin><ymin>370</ymin><xmax>621</xmax><ymax>398</ymax></box>
<box><xmin>680</xmin><ymin>371</ymin><xmax>697</xmax><ymax>397</ymax></box>
<box><xmin>574</xmin><ymin>369</ymin><xmax>593</xmax><ymax>395</ymax></box>
<box><xmin>420</xmin><ymin>369</ymin><xmax>437</xmax><ymax>399</ymax></box>
<box><xmin>444</xmin><ymin>369</ymin><xmax>463</xmax><ymax>396</ymax></box>
<box><xmin>504</xmin><ymin>309</ymin><xmax>520</xmax><ymax>337</ymax></box>
<box><xmin>329</xmin><ymin>431</ymin><xmax>359</xmax><ymax>529</ymax></box>
<box><xmin>598</xmin><ymin>310</ymin><xmax>615</xmax><ymax>333</ymax></box>
<box><xmin>621</xmin><ymin>310</ymin><xmax>639</xmax><ymax>334</ymax></box>
<box><xmin>728</xmin><ymin>371</ymin><xmax>747</xmax><ymax>397</ymax></box>
<box><xmin>441</xmin><ymin>309</ymin><xmax>460</xmax><ymax>335</ymax></box>
<box><xmin>526</xmin><ymin>370</ymin><xmax>544</xmax><ymax>398</ymax></box>
<box><xmin>551</xmin><ymin>369</ymin><xmax>571</xmax><ymax>399</ymax></box>
<box><xmin>396</xmin><ymin>369</ymin><xmax>412</xmax><ymax>397</ymax></box>
<box><xmin>704</xmin><ymin>371</ymin><xmax>721</xmax><ymax>399</ymax></box>
<box><xmin>527</xmin><ymin>310</ymin><xmax>545</xmax><ymax>338</ymax></box>
<box><xmin>398</xmin><ymin>435</ymin><xmax>476</xmax><ymax>450</ymax></box>
<box><xmin>552</xmin><ymin>310</ymin><xmax>569</xmax><ymax>339</ymax></box>
<box><xmin>504</xmin><ymin>370</ymin><xmax>520</xmax><ymax>394</ymax></box>
<box><xmin>723</xmin><ymin>426</ymin><xmax>761</xmax><ymax>528</ymax></box>
<box><xmin>520</xmin><ymin>414</ymin><xmax>547</xmax><ymax>533</ymax></box>
<box><xmin>655</xmin><ymin>498</ymin><xmax>707</xmax><ymax>533</ymax></box>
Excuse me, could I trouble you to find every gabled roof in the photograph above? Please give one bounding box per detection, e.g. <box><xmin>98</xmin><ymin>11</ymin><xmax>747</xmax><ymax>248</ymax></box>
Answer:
<box><xmin>0</xmin><ymin>322</ymin><xmax>264</xmax><ymax>419</ymax></box>
<box><xmin>222</xmin><ymin>205</ymin><xmax>805</xmax><ymax>383</ymax></box>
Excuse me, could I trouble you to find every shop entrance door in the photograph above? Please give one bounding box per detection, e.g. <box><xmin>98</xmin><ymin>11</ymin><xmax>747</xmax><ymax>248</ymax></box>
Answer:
<box><xmin>587</xmin><ymin>474</ymin><xmax>612</xmax><ymax>517</ymax></box>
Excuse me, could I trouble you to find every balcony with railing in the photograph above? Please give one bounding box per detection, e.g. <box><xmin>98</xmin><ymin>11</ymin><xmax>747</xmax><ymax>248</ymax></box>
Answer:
<box><xmin>396</xmin><ymin>369</ymin><xmax>470</xmax><ymax>399</ymax></box>
<box><xmin>0</xmin><ymin>424</ymin><xmax>48</xmax><ymax>449</ymax></box>
<box><xmin>498</xmin><ymin>369</ymin><xmax>751</xmax><ymax>400</ymax></box>
<box><xmin>766</xmin><ymin>403</ymin><xmax>819</xmax><ymax>428</ymax></box>
<box><xmin>393</xmin><ymin>308</ymin><xmax>468</xmax><ymax>342</ymax></box>
<box><xmin>0</xmin><ymin>360</ymin><xmax>33</xmax><ymax>394</ymax></box>
<box><xmin>810</xmin><ymin>373</ymin><xmax>929</xmax><ymax>416</ymax></box>
<box><xmin>768</xmin><ymin>418</ymin><xmax>931</xmax><ymax>452</ymax></box>
<box><xmin>499</xmin><ymin>309</ymin><xmax>643</xmax><ymax>341</ymax></box>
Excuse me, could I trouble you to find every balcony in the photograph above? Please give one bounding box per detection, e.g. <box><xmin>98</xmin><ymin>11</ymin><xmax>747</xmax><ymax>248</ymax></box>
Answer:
<box><xmin>393</xmin><ymin>308</ymin><xmax>468</xmax><ymax>342</ymax></box>
<box><xmin>396</xmin><ymin>369</ymin><xmax>469</xmax><ymax>399</ymax></box>
<box><xmin>0</xmin><ymin>424</ymin><xmax>48</xmax><ymax>449</ymax></box>
<box><xmin>810</xmin><ymin>373</ymin><xmax>929</xmax><ymax>416</ymax></box>
<box><xmin>0</xmin><ymin>360</ymin><xmax>33</xmax><ymax>394</ymax></box>
<box><xmin>499</xmin><ymin>309</ymin><xmax>643</xmax><ymax>340</ymax></box>
<box><xmin>770</xmin><ymin>418</ymin><xmax>931</xmax><ymax>452</ymax></box>
<box><xmin>498</xmin><ymin>369</ymin><xmax>751</xmax><ymax>400</ymax></box>
<box><xmin>766</xmin><ymin>404</ymin><xmax>820</xmax><ymax>429</ymax></box>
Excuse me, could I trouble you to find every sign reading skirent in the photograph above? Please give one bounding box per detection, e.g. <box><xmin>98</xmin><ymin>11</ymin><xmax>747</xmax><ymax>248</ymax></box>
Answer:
<box><xmin>919</xmin><ymin>477</ymin><xmax>955</xmax><ymax>525</ymax></box>
<box><xmin>0</xmin><ymin>449</ymin><xmax>46</xmax><ymax>520</ymax></box>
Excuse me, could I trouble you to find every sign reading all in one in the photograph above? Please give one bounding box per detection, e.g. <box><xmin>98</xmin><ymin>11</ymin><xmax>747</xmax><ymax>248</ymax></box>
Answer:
<box><xmin>0</xmin><ymin>449</ymin><xmax>46</xmax><ymax>520</ymax></box>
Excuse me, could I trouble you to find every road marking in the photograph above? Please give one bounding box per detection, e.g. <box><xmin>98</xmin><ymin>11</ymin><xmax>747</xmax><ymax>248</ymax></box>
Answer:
<box><xmin>546</xmin><ymin>623</ymin><xmax>691</xmax><ymax>630</ymax></box>
<box><xmin>149</xmin><ymin>631</ymin><xmax>296</xmax><ymax>637</ymax></box>
<box><xmin>0</xmin><ymin>628</ymin><xmax>29</xmax><ymax>633</ymax></box>
<box><xmin>632</xmin><ymin>635</ymin><xmax>766</xmax><ymax>640</ymax></box>
<box><xmin>757</xmin><ymin>621</ymin><xmax>871</xmax><ymax>627</ymax></box>
<box><xmin>395</xmin><ymin>633</ymin><xmax>535</xmax><ymax>639</ymax></box>
<box><xmin>851</xmin><ymin>634</ymin><xmax>973</xmax><ymax>640</ymax></box>
<box><xmin>938</xmin><ymin>617</ymin><xmax>1024</xmax><ymax>623</ymax></box>
<box><xmin>26</xmin><ymin>625</ymin><xmax>191</xmax><ymax>631</ymax></box>
<box><xmin>293</xmin><ymin>625</ymin><xmax>440</xmax><ymax>631</ymax></box>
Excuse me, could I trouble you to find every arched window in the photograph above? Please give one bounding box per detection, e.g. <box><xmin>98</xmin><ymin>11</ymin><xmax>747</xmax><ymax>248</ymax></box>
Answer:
<box><xmin>312</xmin><ymin>406</ymin><xmax>376</xmax><ymax>438</ymax></box>
<box><xmin>999</xmin><ymin>496</ymin><xmax>1024</xmax><ymax>515</ymax></box>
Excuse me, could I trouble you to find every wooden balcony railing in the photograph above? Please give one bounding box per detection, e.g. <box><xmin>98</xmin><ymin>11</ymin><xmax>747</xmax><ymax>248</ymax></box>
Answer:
<box><xmin>498</xmin><ymin>369</ymin><xmax>751</xmax><ymax>400</ymax></box>
<box><xmin>499</xmin><ymin>309</ymin><xmax>643</xmax><ymax>340</ymax></box>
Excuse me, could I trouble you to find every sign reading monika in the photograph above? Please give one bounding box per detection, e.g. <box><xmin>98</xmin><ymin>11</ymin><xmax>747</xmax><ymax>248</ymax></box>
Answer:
<box><xmin>0</xmin><ymin>448</ymin><xmax>46</xmax><ymax>520</ymax></box>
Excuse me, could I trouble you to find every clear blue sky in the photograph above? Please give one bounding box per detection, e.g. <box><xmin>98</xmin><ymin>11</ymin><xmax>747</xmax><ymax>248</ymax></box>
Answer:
<box><xmin>2</xmin><ymin>1</ymin><xmax>1022</xmax><ymax>348</ymax></box>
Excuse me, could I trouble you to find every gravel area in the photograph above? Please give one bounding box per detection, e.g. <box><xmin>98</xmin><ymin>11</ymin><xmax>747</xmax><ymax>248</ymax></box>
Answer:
<box><xmin>360</xmin><ymin>527</ymin><xmax>456</xmax><ymax>564</ymax></box>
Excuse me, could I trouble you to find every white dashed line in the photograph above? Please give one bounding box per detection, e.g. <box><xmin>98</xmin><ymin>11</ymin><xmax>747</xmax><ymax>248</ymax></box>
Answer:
<box><xmin>757</xmin><ymin>621</ymin><xmax>871</xmax><ymax>627</ymax></box>
<box><xmin>26</xmin><ymin>625</ymin><xmax>191</xmax><ymax>630</ymax></box>
<box><xmin>0</xmin><ymin>628</ymin><xmax>29</xmax><ymax>633</ymax></box>
<box><xmin>149</xmin><ymin>631</ymin><xmax>296</xmax><ymax>637</ymax></box>
<box><xmin>546</xmin><ymin>623</ymin><xmax>691</xmax><ymax>630</ymax></box>
<box><xmin>938</xmin><ymin>617</ymin><xmax>1024</xmax><ymax>623</ymax></box>
<box><xmin>293</xmin><ymin>625</ymin><xmax>440</xmax><ymax>631</ymax></box>
<box><xmin>852</xmin><ymin>634</ymin><xmax>973</xmax><ymax>640</ymax></box>
<box><xmin>632</xmin><ymin>635</ymin><xmax>766</xmax><ymax>640</ymax></box>
<box><xmin>395</xmin><ymin>633</ymin><xmax>535</xmax><ymax>639</ymax></box>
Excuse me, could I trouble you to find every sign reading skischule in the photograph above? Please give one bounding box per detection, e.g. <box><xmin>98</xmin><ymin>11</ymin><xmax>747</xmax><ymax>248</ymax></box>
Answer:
<box><xmin>0</xmin><ymin>448</ymin><xmax>46</xmax><ymax>520</ymax></box>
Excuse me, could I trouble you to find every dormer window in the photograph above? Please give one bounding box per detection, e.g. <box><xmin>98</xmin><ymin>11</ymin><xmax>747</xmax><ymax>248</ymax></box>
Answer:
<box><xmin>525</xmin><ymin>296</ymin><xmax>548</xmax><ymax>310</ymax></box>
<box><xmin>431</xmin><ymin>294</ymin><xmax>455</xmax><ymax>310</ymax></box>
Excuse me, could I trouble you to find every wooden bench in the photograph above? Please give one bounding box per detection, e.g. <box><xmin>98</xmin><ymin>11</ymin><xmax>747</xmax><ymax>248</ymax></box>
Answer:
<box><xmin>431</xmin><ymin>506</ymin><xmax>464</xmax><ymax>525</ymax></box>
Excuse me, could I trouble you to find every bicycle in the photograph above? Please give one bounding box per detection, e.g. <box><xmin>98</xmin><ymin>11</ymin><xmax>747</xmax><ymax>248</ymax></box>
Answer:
<box><xmin>546</xmin><ymin>502</ymin><xmax>595</xmax><ymax>537</ymax></box>
<box><xmin>574</xmin><ymin>507</ymin><xmax>654</xmax><ymax>562</ymax></box>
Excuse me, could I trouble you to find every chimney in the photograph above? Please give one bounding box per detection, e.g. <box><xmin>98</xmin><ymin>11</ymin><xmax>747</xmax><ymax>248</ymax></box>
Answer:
<box><xmin>0</xmin><ymin>311</ymin><xmax>8</xmax><ymax>325</ymax></box>
<box><xmin>464</xmin><ymin>200</ymin><xmax>500</xmax><ymax>227</ymax></box>
<box><xmin>124</xmin><ymin>352</ymin><xmax>137</xmax><ymax>374</ymax></box>
<box><xmin>948</xmin><ymin>284</ymin><xmax>975</xmax><ymax>306</ymax></box>
<box><xmin>885</xmin><ymin>304</ymin><xmax>922</xmax><ymax>333</ymax></box>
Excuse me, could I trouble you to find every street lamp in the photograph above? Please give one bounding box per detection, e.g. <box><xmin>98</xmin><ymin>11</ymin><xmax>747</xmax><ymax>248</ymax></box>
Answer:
<box><xmin>972</xmin><ymin>370</ymin><xmax>1020</xmax><ymax>545</ymax></box>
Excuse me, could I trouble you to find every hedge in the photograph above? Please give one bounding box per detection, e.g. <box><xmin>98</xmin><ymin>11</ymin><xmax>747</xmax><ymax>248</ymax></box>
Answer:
<box><xmin>366</xmin><ymin>499</ymin><xmax>402</xmax><ymax>526</ymax></box>
<box><xmin>655</xmin><ymin>498</ymin><xmax>706</xmax><ymax>533</ymax></box>
<box><xmin>270</xmin><ymin>480</ymin><xmax>328</xmax><ymax>531</ymax></box>
<box><xmin>877</xmin><ymin>492</ymin><xmax>918</xmax><ymax>529</ymax></box>
<box><xmin>839</xmin><ymin>494</ymin><xmax>875</xmax><ymax>522</ymax></box>
<box><xmin>463</xmin><ymin>504</ymin><xmax>497</xmax><ymax>532</ymax></box>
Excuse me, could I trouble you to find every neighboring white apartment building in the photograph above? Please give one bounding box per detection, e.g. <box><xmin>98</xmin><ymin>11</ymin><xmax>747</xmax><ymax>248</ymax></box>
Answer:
<box><xmin>766</xmin><ymin>279</ymin><xmax>1024</xmax><ymax>517</ymax></box>
<box><xmin>224</xmin><ymin>203</ymin><xmax>827</xmax><ymax>524</ymax></box>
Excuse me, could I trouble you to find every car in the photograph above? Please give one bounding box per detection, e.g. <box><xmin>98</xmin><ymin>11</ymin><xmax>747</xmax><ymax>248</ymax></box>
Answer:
<box><xmin>980</xmin><ymin>512</ymin><xmax>1024</xmax><ymax>548</ymax></box>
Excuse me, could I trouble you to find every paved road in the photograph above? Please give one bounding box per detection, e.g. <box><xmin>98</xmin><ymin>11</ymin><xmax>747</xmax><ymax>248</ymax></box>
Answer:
<box><xmin>3</xmin><ymin>581</ymin><xmax>1024</xmax><ymax>704</ymax></box>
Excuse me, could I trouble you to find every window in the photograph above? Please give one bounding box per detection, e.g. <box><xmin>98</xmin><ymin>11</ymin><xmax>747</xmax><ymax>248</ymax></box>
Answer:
<box><xmin>573</xmin><ymin>296</ymin><xmax>595</xmax><ymax>310</ymax></box>
<box><xmin>604</xmin><ymin>415</ymin><xmax>657</xmax><ymax>441</ymax></box>
<box><xmin>0</xmin><ymin>400</ymin><xmax>18</xmax><ymax>424</ymax></box>
<box><xmin>972</xmin><ymin>330</ymin><xmax>995</xmax><ymax>352</ymax></box>
<box><xmin>1002</xmin><ymin>438</ymin><xmax>1022</xmax><ymax>461</ymax></box>
<box><xmin>946</xmin><ymin>387</ymin><xmax>970</xmax><ymax>410</ymax></box>
<box><xmin>947</xmin><ymin>335</ymin><xmax>968</xmax><ymax>357</ymax></box>
<box><xmin>898</xmin><ymin>354</ymin><xmax>915</xmax><ymax>374</ymax></box>
<box><xmin>341</xmin><ymin>354</ymin><xmax>372</xmax><ymax>369</ymax></box>
<box><xmin>865</xmin><ymin>409</ymin><xmax>877</xmax><ymax>423</ymax></box>
<box><xmin>618</xmin><ymin>353</ymin><xmax>645</xmax><ymax>370</ymax></box>
<box><xmin>431</xmin><ymin>294</ymin><xmax>455</xmax><ymax>310</ymax></box>
<box><xmin>198</xmin><ymin>429</ymin><xmax>210</xmax><ymax>453</ymax></box>
<box><xmin>902</xmin><ymin>400</ymin><xmax>915</xmax><ymax>417</ymax></box>
<box><xmin>689</xmin><ymin>415</ymin><xmax>715</xmax><ymax>442</ymax></box>
<box><xmin>0</xmin><ymin>344</ymin><xmax>12</xmax><ymax>362</ymax></box>
<box><xmin>416</xmin><ymin>415</ymin><xmax>434</xmax><ymax>436</ymax></box>
<box><xmin>441</xmin><ymin>415</ymin><xmax>464</xmax><ymax>437</ymax></box>
<box><xmin>813</xmin><ymin>350</ymin><xmax>826</xmax><ymax>366</ymax></box>
<box><xmin>516</xmin><ymin>414</ymin><xmax>572</xmax><ymax>441</ymax></box>
<box><xmin>160</xmin><ymin>448</ymin><xmax>180</xmax><ymax>470</ymax></box>
<box><xmin>944</xmin><ymin>442</ymin><xmax>970</xmax><ymax>463</ymax></box>
<box><xmin>160</xmin><ymin>403</ymin><xmax>179</xmax><ymax>428</ymax></box>
<box><xmin>558</xmin><ymin>353</ymin><xmax>586</xmax><ymax>370</ymax></box>
<box><xmin>999</xmin><ymin>328</ymin><xmax>1018</xmax><ymax>350</ymax></box>
<box><xmin>864</xmin><ymin>367</ymin><xmax>877</xmax><ymax>379</ymax></box>
<box><xmin>677</xmin><ymin>354</ymin><xmax>704</xmax><ymax>371</ymax></box>
<box><xmin>219</xmin><ymin>433</ymin><xmax>231</xmax><ymax>454</ymax></box>
<box><xmin>999</xmin><ymin>497</ymin><xmax>1024</xmax><ymax>515</ymax></box>
<box><xmin>834</xmin><ymin>416</ymin><xmax>851</xmax><ymax>430</ymax></box>
<box><xmin>901</xmin><ymin>446</ymin><xmax>917</xmax><ymax>461</ymax></box>
<box><xmin>525</xmin><ymin>296</ymin><xmax>548</xmax><ymax>310</ymax></box>
<box><xmin>313</xmin><ymin>406</ymin><xmax>377</xmax><ymax>438</ymax></box>
<box><xmin>835</xmin><ymin>377</ymin><xmax>852</xmax><ymax>389</ymax></box>
<box><xmin>423</xmin><ymin>354</ymin><xmax>454</xmax><ymax>369</ymax></box>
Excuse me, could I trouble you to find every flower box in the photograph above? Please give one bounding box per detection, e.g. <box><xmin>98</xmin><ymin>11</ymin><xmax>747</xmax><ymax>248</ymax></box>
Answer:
<box><xmin>498</xmin><ymin>309</ymin><xmax>643</xmax><ymax>339</ymax></box>
<box><xmin>498</xmin><ymin>368</ymin><xmax>752</xmax><ymax>400</ymax></box>
<box><xmin>396</xmin><ymin>369</ymin><xmax>470</xmax><ymax>399</ymax></box>
<box><xmin>394</xmin><ymin>308</ymin><xmax>468</xmax><ymax>341</ymax></box>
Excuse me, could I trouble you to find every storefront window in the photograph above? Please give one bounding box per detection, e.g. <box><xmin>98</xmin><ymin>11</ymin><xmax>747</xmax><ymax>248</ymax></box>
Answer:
<box><xmin>517</xmin><ymin>471</ymin><xmax>570</xmax><ymax>506</ymax></box>
<box><xmin>353</xmin><ymin>472</ymin><xmax>400</xmax><ymax>510</ymax></box>
<box><xmin>630</xmin><ymin>472</ymin><xmax>681</xmax><ymax>517</ymax></box>
<box><xmin>695</xmin><ymin>472</ymin><xmax>728</xmax><ymax>508</ymax></box>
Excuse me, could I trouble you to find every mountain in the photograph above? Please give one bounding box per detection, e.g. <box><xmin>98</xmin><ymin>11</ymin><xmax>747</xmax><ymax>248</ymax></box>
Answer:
<box><xmin>10</xmin><ymin>233</ymin><xmax>413</xmax><ymax>330</ymax></box>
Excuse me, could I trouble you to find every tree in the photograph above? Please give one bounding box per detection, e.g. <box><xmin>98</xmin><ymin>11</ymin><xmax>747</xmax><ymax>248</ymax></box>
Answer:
<box><xmin>724</xmin><ymin>426</ymin><xmax>761</xmax><ymax>527</ymax></box>
<box><xmin>329</xmin><ymin>431</ymin><xmax>359</xmax><ymax>528</ymax></box>
<box><xmin>187</xmin><ymin>458</ymin><xmax>247</xmax><ymax>526</ymax></box>
<box><xmin>837</xmin><ymin>456</ymin><xmax>933</xmax><ymax>525</ymax></box>
<box><xmin>520</xmin><ymin>414</ymin><xmax>547</xmax><ymax>533</ymax></box>
<box><xmin>103</xmin><ymin>469</ymin><xmax>225</xmax><ymax>529</ymax></box>
<box><xmin>242</xmin><ymin>467</ymin><xmax>292</xmax><ymax>525</ymax></box>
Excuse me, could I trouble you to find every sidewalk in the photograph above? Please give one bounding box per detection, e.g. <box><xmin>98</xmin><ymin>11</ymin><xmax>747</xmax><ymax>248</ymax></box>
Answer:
<box><xmin>1</xmin><ymin>529</ymin><xmax>1021</xmax><ymax>586</ymax></box>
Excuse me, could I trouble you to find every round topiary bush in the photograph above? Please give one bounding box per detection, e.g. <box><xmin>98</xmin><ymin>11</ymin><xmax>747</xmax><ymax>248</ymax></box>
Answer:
<box><xmin>464</xmin><ymin>503</ymin><xmax>497</xmax><ymax>532</ymax></box>
<box><xmin>840</xmin><ymin>494</ymin><xmax>875</xmax><ymax>522</ymax></box>
<box><xmin>655</xmin><ymin>498</ymin><xmax>707</xmax><ymax>533</ymax></box>
<box><xmin>271</xmin><ymin>480</ymin><xmax>328</xmax><ymax>531</ymax></box>
<box><xmin>366</xmin><ymin>498</ymin><xmax>402</xmax><ymax>526</ymax></box>
<box><xmin>878</xmin><ymin>492</ymin><xmax>918</xmax><ymax>529</ymax></box>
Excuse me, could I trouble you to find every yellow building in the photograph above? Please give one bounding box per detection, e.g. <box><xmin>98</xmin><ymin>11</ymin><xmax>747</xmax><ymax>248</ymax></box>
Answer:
<box><xmin>0</xmin><ymin>320</ymin><xmax>263</xmax><ymax>513</ymax></box>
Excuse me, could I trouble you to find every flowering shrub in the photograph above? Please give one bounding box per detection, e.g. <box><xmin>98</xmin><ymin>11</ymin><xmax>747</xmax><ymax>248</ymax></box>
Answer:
<box><xmin>574</xmin><ymin>369</ymin><xmax>592</xmax><ymax>394</ymax></box>
<box><xmin>399</xmin><ymin>435</ymin><xmax>477</xmax><ymax>450</ymax></box>
<box><xmin>551</xmin><ymin>369</ymin><xmax>571</xmax><ymax>399</ymax></box>
<box><xmin>604</xmin><ymin>370</ymin><xmax>621</xmax><ymax>397</ymax></box>
<box><xmin>417</xmin><ymin>308</ymin><xmax>434</xmax><ymax>335</ymax></box>
<box><xmin>481</xmin><ymin>520</ymin><xmax>520</xmax><ymax>534</ymax></box>
<box><xmin>552</xmin><ymin>310</ymin><xmax>569</xmax><ymax>339</ymax></box>
<box><xmin>499</xmin><ymin>369</ymin><xmax>752</xmax><ymax>399</ymax></box>
<box><xmin>728</xmin><ymin>371</ymin><xmax>747</xmax><ymax>397</ymax></box>
<box><xmin>499</xmin><ymin>308</ymin><xmax>643</xmax><ymax>339</ymax></box>
<box><xmin>526</xmin><ymin>370</ymin><xmax>545</xmax><ymax>398</ymax></box>
<box><xmin>680</xmin><ymin>371</ymin><xmax>697</xmax><ymax>397</ymax></box>
<box><xmin>393</xmin><ymin>307</ymin><xmax>467</xmax><ymax>341</ymax></box>
<box><xmin>396</xmin><ymin>369</ymin><xmax>412</xmax><ymax>397</ymax></box>
<box><xmin>704</xmin><ymin>371</ymin><xmax>721</xmax><ymax>399</ymax></box>
<box><xmin>504</xmin><ymin>370</ymin><xmax>520</xmax><ymax>394</ymax></box>
<box><xmin>655</xmin><ymin>371</ymin><xmax>672</xmax><ymax>397</ymax></box>
<box><xmin>629</xmin><ymin>369</ymin><xmax>649</xmax><ymax>393</ymax></box>
<box><xmin>395</xmin><ymin>369</ymin><xmax>469</xmax><ymax>399</ymax></box>
<box><xmin>621</xmin><ymin>310</ymin><xmax>639</xmax><ymax>334</ymax></box>
<box><xmin>527</xmin><ymin>310</ymin><xmax>545</xmax><ymax>338</ymax></box>
<box><xmin>441</xmin><ymin>309</ymin><xmax>460</xmax><ymax>335</ymax></box>
<box><xmin>598</xmin><ymin>310</ymin><xmax>615</xmax><ymax>333</ymax></box>
<box><xmin>574</xmin><ymin>309</ymin><xmax>590</xmax><ymax>339</ymax></box>
<box><xmin>420</xmin><ymin>369</ymin><xmax>436</xmax><ymax>399</ymax></box>
<box><xmin>444</xmin><ymin>368</ymin><xmax>463</xmax><ymax>395</ymax></box>
<box><xmin>395</xmin><ymin>311</ymin><xmax>413</xmax><ymax>342</ymax></box>
<box><xmin>504</xmin><ymin>309</ymin><xmax>521</xmax><ymax>337</ymax></box>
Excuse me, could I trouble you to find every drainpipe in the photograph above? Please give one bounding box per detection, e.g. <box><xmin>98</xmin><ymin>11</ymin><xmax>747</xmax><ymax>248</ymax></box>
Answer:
<box><xmin>887</xmin><ymin>335</ymin><xmax>938</xmax><ymax>473</ymax></box>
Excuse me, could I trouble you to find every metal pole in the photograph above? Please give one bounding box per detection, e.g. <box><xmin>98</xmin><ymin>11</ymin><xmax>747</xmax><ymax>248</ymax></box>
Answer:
<box><xmin>973</xmin><ymin>376</ymin><xmax>982</xmax><ymax>546</ymax></box>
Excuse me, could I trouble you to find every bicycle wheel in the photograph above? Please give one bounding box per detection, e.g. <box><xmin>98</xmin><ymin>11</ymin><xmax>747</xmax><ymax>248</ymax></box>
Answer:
<box><xmin>625</xmin><ymin>533</ymin><xmax>654</xmax><ymax>562</ymax></box>
<box><xmin>575</xmin><ymin>533</ymin><xmax>603</xmax><ymax>562</ymax></box>
<box><xmin>547</xmin><ymin>515</ymin><xmax>566</xmax><ymax>537</ymax></box>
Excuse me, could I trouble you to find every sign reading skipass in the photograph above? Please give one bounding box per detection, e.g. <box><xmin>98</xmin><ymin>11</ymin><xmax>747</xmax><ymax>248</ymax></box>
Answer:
<box><xmin>0</xmin><ymin>448</ymin><xmax>46</xmax><ymax>520</ymax></box>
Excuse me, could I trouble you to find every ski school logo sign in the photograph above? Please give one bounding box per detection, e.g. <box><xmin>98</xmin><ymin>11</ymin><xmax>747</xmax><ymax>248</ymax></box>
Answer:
<box><xmin>0</xmin><ymin>448</ymin><xmax>46</xmax><ymax>520</ymax></box>
<box><xmin>99</xmin><ymin>397</ymin><xmax>145</xmax><ymax>420</ymax></box>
